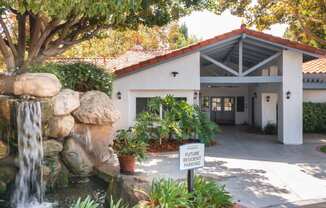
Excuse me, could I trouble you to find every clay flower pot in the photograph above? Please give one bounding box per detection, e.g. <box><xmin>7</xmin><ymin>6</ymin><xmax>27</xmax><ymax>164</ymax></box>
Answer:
<box><xmin>118</xmin><ymin>155</ymin><xmax>136</xmax><ymax>174</ymax></box>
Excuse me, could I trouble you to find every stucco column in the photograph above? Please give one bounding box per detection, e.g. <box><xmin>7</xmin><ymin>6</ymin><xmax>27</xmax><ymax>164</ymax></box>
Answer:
<box><xmin>278</xmin><ymin>50</ymin><xmax>303</xmax><ymax>144</ymax></box>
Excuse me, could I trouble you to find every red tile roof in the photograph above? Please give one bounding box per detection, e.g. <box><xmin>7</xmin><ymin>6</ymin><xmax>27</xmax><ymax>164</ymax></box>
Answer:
<box><xmin>303</xmin><ymin>58</ymin><xmax>326</xmax><ymax>74</ymax></box>
<box><xmin>114</xmin><ymin>26</ymin><xmax>326</xmax><ymax>78</ymax></box>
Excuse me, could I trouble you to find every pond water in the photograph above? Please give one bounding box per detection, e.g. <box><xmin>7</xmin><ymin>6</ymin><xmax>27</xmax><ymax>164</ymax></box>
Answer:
<box><xmin>0</xmin><ymin>176</ymin><xmax>108</xmax><ymax>208</ymax></box>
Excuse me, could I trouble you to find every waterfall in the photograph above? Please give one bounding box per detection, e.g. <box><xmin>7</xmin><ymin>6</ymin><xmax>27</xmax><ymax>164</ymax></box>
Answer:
<box><xmin>11</xmin><ymin>101</ymin><xmax>52</xmax><ymax>208</ymax></box>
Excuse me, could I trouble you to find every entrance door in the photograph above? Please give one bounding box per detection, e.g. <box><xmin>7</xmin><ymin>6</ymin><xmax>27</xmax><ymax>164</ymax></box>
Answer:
<box><xmin>210</xmin><ymin>97</ymin><xmax>235</xmax><ymax>125</ymax></box>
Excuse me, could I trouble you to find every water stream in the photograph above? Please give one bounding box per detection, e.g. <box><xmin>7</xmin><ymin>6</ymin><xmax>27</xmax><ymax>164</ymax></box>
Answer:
<box><xmin>11</xmin><ymin>101</ymin><xmax>52</xmax><ymax>208</ymax></box>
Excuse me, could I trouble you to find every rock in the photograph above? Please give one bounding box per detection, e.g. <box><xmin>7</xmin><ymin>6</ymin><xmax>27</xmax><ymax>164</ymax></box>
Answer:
<box><xmin>61</xmin><ymin>138</ymin><xmax>93</xmax><ymax>176</ymax></box>
<box><xmin>53</xmin><ymin>162</ymin><xmax>70</xmax><ymax>188</ymax></box>
<box><xmin>73</xmin><ymin>91</ymin><xmax>120</xmax><ymax>125</ymax></box>
<box><xmin>12</xmin><ymin>73</ymin><xmax>62</xmax><ymax>97</ymax></box>
<box><xmin>43</xmin><ymin>140</ymin><xmax>63</xmax><ymax>157</ymax></box>
<box><xmin>43</xmin><ymin>156</ymin><xmax>62</xmax><ymax>190</ymax></box>
<box><xmin>72</xmin><ymin>123</ymin><xmax>115</xmax><ymax>162</ymax></box>
<box><xmin>0</xmin><ymin>166</ymin><xmax>16</xmax><ymax>184</ymax></box>
<box><xmin>53</xmin><ymin>89</ymin><xmax>80</xmax><ymax>116</ymax></box>
<box><xmin>0</xmin><ymin>140</ymin><xmax>9</xmax><ymax>159</ymax></box>
<box><xmin>0</xmin><ymin>165</ymin><xmax>17</xmax><ymax>193</ymax></box>
<box><xmin>48</xmin><ymin>115</ymin><xmax>75</xmax><ymax>138</ymax></box>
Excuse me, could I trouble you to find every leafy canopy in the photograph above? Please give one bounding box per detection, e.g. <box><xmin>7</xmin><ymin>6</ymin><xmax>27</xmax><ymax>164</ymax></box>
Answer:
<box><xmin>0</xmin><ymin>0</ymin><xmax>208</xmax><ymax>71</ymax></box>
<box><xmin>209</xmin><ymin>0</ymin><xmax>326</xmax><ymax>48</ymax></box>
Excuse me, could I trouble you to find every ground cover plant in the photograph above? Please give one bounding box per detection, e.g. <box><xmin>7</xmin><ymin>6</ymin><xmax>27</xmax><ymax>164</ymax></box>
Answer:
<box><xmin>320</xmin><ymin>146</ymin><xmax>326</xmax><ymax>154</ymax></box>
<box><xmin>133</xmin><ymin>96</ymin><xmax>219</xmax><ymax>152</ymax></box>
<box><xmin>71</xmin><ymin>177</ymin><xmax>233</xmax><ymax>208</ymax></box>
<box><xmin>30</xmin><ymin>63</ymin><xmax>114</xmax><ymax>96</ymax></box>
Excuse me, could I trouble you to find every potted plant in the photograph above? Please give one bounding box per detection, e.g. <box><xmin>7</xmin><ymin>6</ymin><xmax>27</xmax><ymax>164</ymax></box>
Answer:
<box><xmin>113</xmin><ymin>128</ymin><xmax>147</xmax><ymax>174</ymax></box>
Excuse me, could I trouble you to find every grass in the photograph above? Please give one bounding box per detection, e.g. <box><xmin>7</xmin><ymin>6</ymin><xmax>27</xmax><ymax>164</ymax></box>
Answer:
<box><xmin>320</xmin><ymin>145</ymin><xmax>326</xmax><ymax>153</ymax></box>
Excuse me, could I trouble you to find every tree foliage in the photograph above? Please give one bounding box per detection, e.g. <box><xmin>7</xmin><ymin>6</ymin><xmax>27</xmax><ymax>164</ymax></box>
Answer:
<box><xmin>62</xmin><ymin>23</ymin><xmax>198</xmax><ymax>58</ymax></box>
<box><xmin>0</xmin><ymin>0</ymin><xmax>208</xmax><ymax>71</ymax></box>
<box><xmin>210</xmin><ymin>0</ymin><xmax>326</xmax><ymax>48</ymax></box>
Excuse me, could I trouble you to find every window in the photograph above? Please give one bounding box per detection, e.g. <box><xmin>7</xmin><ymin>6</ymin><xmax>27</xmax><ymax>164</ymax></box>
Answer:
<box><xmin>136</xmin><ymin>97</ymin><xmax>187</xmax><ymax>117</ymax></box>
<box><xmin>201</xmin><ymin>96</ymin><xmax>209</xmax><ymax>109</ymax></box>
<box><xmin>136</xmin><ymin>97</ymin><xmax>151</xmax><ymax>116</ymax></box>
<box><xmin>211</xmin><ymin>98</ymin><xmax>222</xmax><ymax>111</ymax></box>
<box><xmin>224</xmin><ymin>98</ymin><xmax>233</xmax><ymax>112</ymax></box>
<box><xmin>236</xmin><ymin>96</ymin><xmax>245</xmax><ymax>112</ymax></box>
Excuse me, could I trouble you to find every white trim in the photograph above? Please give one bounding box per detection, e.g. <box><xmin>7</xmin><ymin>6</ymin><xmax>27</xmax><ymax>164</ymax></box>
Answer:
<box><xmin>239</xmin><ymin>39</ymin><xmax>243</xmax><ymax>75</ymax></box>
<box><xmin>201</xmin><ymin>54</ymin><xmax>239</xmax><ymax>76</ymax></box>
<box><xmin>200</xmin><ymin>76</ymin><xmax>282</xmax><ymax>84</ymax></box>
<box><xmin>242</xmin><ymin>52</ymin><xmax>282</xmax><ymax>76</ymax></box>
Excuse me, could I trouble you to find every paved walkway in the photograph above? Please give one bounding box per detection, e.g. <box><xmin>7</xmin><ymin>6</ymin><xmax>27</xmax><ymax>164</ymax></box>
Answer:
<box><xmin>137</xmin><ymin>126</ymin><xmax>326</xmax><ymax>208</ymax></box>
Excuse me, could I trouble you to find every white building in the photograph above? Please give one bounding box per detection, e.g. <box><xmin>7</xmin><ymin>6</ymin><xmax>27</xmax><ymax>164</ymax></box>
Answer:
<box><xmin>112</xmin><ymin>26</ymin><xmax>326</xmax><ymax>145</ymax></box>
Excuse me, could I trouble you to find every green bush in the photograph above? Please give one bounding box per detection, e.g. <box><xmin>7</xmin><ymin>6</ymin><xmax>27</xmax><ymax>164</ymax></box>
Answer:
<box><xmin>263</xmin><ymin>123</ymin><xmax>277</xmax><ymax>135</ymax></box>
<box><xmin>193</xmin><ymin>176</ymin><xmax>232</xmax><ymax>208</ymax></box>
<box><xmin>303</xmin><ymin>102</ymin><xmax>326</xmax><ymax>133</ymax></box>
<box><xmin>138</xmin><ymin>177</ymin><xmax>232</xmax><ymax>208</ymax></box>
<box><xmin>135</xmin><ymin>96</ymin><xmax>219</xmax><ymax>144</ymax></box>
<box><xmin>147</xmin><ymin>178</ymin><xmax>192</xmax><ymax>208</ymax></box>
<box><xmin>30</xmin><ymin>62</ymin><xmax>114</xmax><ymax>96</ymax></box>
<box><xmin>113</xmin><ymin>128</ymin><xmax>148</xmax><ymax>161</ymax></box>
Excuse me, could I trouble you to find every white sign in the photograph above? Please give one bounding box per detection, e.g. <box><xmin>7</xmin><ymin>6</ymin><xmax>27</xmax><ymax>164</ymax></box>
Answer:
<box><xmin>179</xmin><ymin>143</ymin><xmax>205</xmax><ymax>170</ymax></box>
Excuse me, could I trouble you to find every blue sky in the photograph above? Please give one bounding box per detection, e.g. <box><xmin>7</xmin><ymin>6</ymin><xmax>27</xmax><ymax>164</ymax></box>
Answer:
<box><xmin>180</xmin><ymin>11</ymin><xmax>287</xmax><ymax>39</ymax></box>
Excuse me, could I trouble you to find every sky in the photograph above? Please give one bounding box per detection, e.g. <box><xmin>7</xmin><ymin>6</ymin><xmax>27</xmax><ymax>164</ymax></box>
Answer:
<box><xmin>180</xmin><ymin>11</ymin><xmax>288</xmax><ymax>40</ymax></box>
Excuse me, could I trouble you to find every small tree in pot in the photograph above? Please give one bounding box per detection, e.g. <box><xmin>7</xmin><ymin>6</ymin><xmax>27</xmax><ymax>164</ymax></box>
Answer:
<box><xmin>113</xmin><ymin>128</ymin><xmax>147</xmax><ymax>175</ymax></box>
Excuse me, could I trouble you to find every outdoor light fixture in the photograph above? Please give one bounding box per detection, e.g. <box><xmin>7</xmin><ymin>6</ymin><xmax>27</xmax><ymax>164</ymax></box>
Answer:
<box><xmin>117</xmin><ymin>91</ymin><xmax>122</xmax><ymax>100</ymax></box>
<box><xmin>253</xmin><ymin>92</ymin><xmax>257</xmax><ymax>99</ymax></box>
<box><xmin>194</xmin><ymin>92</ymin><xmax>198</xmax><ymax>100</ymax></box>
<box><xmin>286</xmin><ymin>91</ymin><xmax>291</xmax><ymax>99</ymax></box>
<box><xmin>171</xmin><ymin>71</ymin><xmax>179</xmax><ymax>77</ymax></box>
<box><xmin>266</xmin><ymin>96</ymin><xmax>271</xmax><ymax>102</ymax></box>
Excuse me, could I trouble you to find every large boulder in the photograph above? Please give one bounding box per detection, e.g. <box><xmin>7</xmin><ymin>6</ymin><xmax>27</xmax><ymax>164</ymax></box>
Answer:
<box><xmin>43</xmin><ymin>140</ymin><xmax>63</xmax><ymax>157</ymax></box>
<box><xmin>13</xmin><ymin>73</ymin><xmax>61</xmax><ymax>97</ymax></box>
<box><xmin>0</xmin><ymin>165</ymin><xmax>17</xmax><ymax>194</ymax></box>
<box><xmin>53</xmin><ymin>89</ymin><xmax>80</xmax><ymax>116</ymax></box>
<box><xmin>48</xmin><ymin>115</ymin><xmax>75</xmax><ymax>138</ymax></box>
<box><xmin>73</xmin><ymin>91</ymin><xmax>120</xmax><ymax>125</ymax></box>
<box><xmin>61</xmin><ymin>138</ymin><xmax>93</xmax><ymax>176</ymax></box>
<box><xmin>73</xmin><ymin>123</ymin><xmax>115</xmax><ymax>162</ymax></box>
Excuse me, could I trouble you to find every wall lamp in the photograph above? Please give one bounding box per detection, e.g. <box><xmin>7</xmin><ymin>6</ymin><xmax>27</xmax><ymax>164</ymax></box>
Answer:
<box><xmin>117</xmin><ymin>91</ymin><xmax>122</xmax><ymax>100</ymax></box>
<box><xmin>253</xmin><ymin>92</ymin><xmax>257</xmax><ymax>99</ymax></box>
<box><xmin>286</xmin><ymin>91</ymin><xmax>291</xmax><ymax>99</ymax></box>
<box><xmin>266</xmin><ymin>96</ymin><xmax>271</xmax><ymax>102</ymax></box>
<box><xmin>194</xmin><ymin>91</ymin><xmax>198</xmax><ymax>100</ymax></box>
<box><xmin>171</xmin><ymin>71</ymin><xmax>179</xmax><ymax>77</ymax></box>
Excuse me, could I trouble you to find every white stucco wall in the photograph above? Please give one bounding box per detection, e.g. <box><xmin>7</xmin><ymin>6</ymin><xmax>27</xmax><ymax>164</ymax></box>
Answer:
<box><xmin>261</xmin><ymin>93</ymin><xmax>278</xmax><ymax>128</ymax></box>
<box><xmin>200</xmin><ymin>86</ymin><xmax>249</xmax><ymax>124</ymax></box>
<box><xmin>112</xmin><ymin>52</ymin><xmax>200</xmax><ymax>130</ymax></box>
<box><xmin>279</xmin><ymin>50</ymin><xmax>303</xmax><ymax>144</ymax></box>
<box><xmin>303</xmin><ymin>90</ymin><xmax>326</xmax><ymax>103</ymax></box>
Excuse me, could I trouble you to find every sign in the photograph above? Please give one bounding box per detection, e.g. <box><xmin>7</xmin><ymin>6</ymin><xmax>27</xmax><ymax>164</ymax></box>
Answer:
<box><xmin>179</xmin><ymin>143</ymin><xmax>205</xmax><ymax>171</ymax></box>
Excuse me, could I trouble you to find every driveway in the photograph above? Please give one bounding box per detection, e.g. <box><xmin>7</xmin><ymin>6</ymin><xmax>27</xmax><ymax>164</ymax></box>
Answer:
<box><xmin>137</xmin><ymin>126</ymin><xmax>326</xmax><ymax>208</ymax></box>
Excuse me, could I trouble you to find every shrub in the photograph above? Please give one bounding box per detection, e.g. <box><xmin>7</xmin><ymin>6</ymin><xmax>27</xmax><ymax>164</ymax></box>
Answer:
<box><xmin>138</xmin><ymin>177</ymin><xmax>233</xmax><ymax>208</ymax></box>
<box><xmin>303</xmin><ymin>102</ymin><xmax>326</xmax><ymax>133</ymax></box>
<box><xmin>263</xmin><ymin>123</ymin><xmax>277</xmax><ymax>135</ymax></box>
<box><xmin>193</xmin><ymin>176</ymin><xmax>232</xmax><ymax>208</ymax></box>
<box><xmin>70</xmin><ymin>196</ymin><xmax>99</xmax><ymax>208</ymax></box>
<box><xmin>145</xmin><ymin>178</ymin><xmax>191</xmax><ymax>208</ymax></box>
<box><xmin>113</xmin><ymin>128</ymin><xmax>148</xmax><ymax>161</ymax></box>
<box><xmin>108</xmin><ymin>196</ymin><xmax>129</xmax><ymax>208</ymax></box>
<box><xmin>136</xmin><ymin>96</ymin><xmax>219</xmax><ymax>144</ymax></box>
<box><xmin>320</xmin><ymin>145</ymin><xmax>326</xmax><ymax>153</ymax></box>
<box><xmin>30</xmin><ymin>62</ymin><xmax>114</xmax><ymax>96</ymax></box>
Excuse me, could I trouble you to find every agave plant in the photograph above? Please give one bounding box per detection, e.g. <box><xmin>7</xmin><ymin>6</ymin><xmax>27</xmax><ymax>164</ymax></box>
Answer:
<box><xmin>70</xmin><ymin>196</ymin><xmax>99</xmax><ymax>208</ymax></box>
<box><xmin>108</xmin><ymin>196</ymin><xmax>129</xmax><ymax>208</ymax></box>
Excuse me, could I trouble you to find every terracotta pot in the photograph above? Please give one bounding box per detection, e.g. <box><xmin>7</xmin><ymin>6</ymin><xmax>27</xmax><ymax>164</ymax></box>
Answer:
<box><xmin>118</xmin><ymin>155</ymin><xmax>136</xmax><ymax>174</ymax></box>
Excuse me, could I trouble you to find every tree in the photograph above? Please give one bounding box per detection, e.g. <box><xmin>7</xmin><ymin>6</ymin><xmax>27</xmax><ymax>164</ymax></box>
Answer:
<box><xmin>62</xmin><ymin>23</ymin><xmax>198</xmax><ymax>58</ymax></box>
<box><xmin>0</xmin><ymin>0</ymin><xmax>208</xmax><ymax>72</ymax></box>
<box><xmin>209</xmin><ymin>0</ymin><xmax>326</xmax><ymax>48</ymax></box>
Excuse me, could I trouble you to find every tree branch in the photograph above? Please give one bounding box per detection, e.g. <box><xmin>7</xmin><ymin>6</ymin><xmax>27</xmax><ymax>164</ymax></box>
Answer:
<box><xmin>0</xmin><ymin>16</ymin><xmax>17</xmax><ymax>58</ymax></box>
<box><xmin>0</xmin><ymin>36</ymin><xmax>15</xmax><ymax>70</ymax></box>
<box><xmin>17</xmin><ymin>13</ymin><xmax>27</xmax><ymax>70</ymax></box>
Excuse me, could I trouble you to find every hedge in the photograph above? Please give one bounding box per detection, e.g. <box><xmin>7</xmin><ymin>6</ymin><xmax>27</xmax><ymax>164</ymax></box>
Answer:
<box><xmin>303</xmin><ymin>102</ymin><xmax>326</xmax><ymax>133</ymax></box>
<box><xmin>30</xmin><ymin>62</ymin><xmax>114</xmax><ymax>96</ymax></box>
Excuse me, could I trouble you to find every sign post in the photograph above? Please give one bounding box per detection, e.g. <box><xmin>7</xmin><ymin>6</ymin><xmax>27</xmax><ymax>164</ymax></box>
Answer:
<box><xmin>179</xmin><ymin>143</ymin><xmax>205</xmax><ymax>193</ymax></box>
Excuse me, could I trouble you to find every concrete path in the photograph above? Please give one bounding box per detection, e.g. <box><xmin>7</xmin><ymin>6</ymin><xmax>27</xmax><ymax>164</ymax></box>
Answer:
<box><xmin>137</xmin><ymin>126</ymin><xmax>326</xmax><ymax>208</ymax></box>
